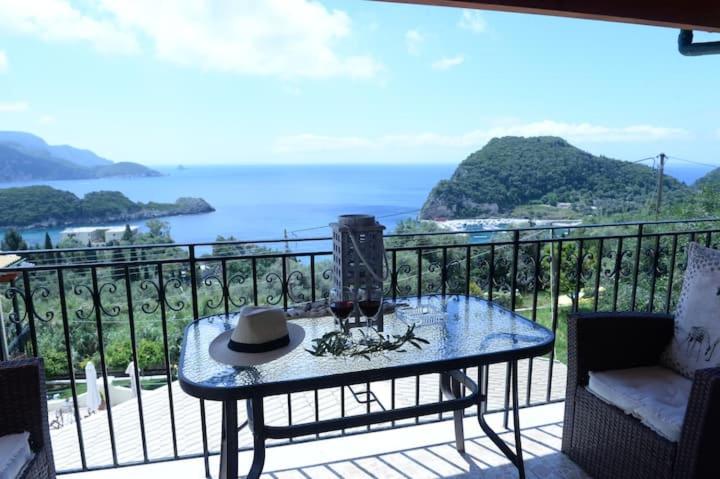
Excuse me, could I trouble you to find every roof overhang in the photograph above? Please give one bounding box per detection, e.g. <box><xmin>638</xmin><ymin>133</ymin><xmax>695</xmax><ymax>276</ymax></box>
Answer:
<box><xmin>377</xmin><ymin>1</ymin><xmax>720</xmax><ymax>33</ymax></box>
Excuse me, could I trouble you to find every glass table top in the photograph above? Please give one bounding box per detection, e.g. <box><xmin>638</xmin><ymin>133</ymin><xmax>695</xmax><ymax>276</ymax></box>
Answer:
<box><xmin>179</xmin><ymin>296</ymin><xmax>554</xmax><ymax>400</ymax></box>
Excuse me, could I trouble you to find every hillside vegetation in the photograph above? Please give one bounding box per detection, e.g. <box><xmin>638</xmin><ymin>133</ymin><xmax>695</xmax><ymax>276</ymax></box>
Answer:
<box><xmin>420</xmin><ymin>136</ymin><xmax>690</xmax><ymax>219</ymax></box>
<box><xmin>695</xmin><ymin>167</ymin><xmax>720</xmax><ymax>189</ymax></box>
<box><xmin>0</xmin><ymin>186</ymin><xmax>214</xmax><ymax>228</ymax></box>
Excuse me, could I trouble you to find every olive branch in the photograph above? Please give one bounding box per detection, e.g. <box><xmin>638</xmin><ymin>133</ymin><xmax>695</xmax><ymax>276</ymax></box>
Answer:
<box><xmin>306</xmin><ymin>324</ymin><xmax>429</xmax><ymax>360</ymax></box>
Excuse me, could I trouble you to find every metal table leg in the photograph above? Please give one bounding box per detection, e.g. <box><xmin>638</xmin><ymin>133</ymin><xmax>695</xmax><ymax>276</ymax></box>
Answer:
<box><xmin>510</xmin><ymin>361</ymin><xmax>525</xmax><ymax>478</ymax></box>
<box><xmin>440</xmin><ymin>371</ymin><xmax>466</xmax><ymax>453</ymax></box>
<box><xmin>219</xmin><ymin>400</ymin><xmax>238</xmax><ymax>479</ymax></box>
<box><xmin>477</xmin><ymin>361</ymin><xmax>525</xmax><ymax>479</ymax></box>
<box><xmin>246</xmin><ymin>397</ymin><xmax>266</xmax><ymax>479</ymax></box>
<box><xmin>451</xmin><ymin>375</ymin><xmax>465</xmax><ymax>452</ymax></box>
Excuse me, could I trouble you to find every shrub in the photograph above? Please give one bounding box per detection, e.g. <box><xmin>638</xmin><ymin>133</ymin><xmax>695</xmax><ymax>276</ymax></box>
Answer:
<box><xmin>137</xmin><ymin>339</ymin><xmax>165</xmax><ymax>370</ymax></box>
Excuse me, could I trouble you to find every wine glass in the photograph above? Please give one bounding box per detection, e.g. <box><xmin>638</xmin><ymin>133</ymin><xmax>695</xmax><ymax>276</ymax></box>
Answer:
<box><xmin>329</xmin><ymin>287</ymin><xmax>353</xmax><ymax>333</ymax></box>
<box><xmin>358</xmin><ymin>285</ymin><xmax>383</xmax><ymax>331</ymax></box>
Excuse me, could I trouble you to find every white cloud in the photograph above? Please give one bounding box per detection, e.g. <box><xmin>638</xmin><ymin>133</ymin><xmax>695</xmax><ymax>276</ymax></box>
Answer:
<box><xmin>274</xmin><ymin>120</ymin><xmax>691</xmax><ymax>153</ymax></box>
<box><xmin>104</xmin><ymin>0</ymin><xmax>381</xmax><ymax>79</ymax></box>
<box><xmin>405</xmin><ymin>29</ymin><xmax>423</xmax><ymax>56</ymax></box>
<box><xmin>0</xmin><ymin>101</ymin><xmax>29</xmax><ymax>112</ymax></box>
<box><xmin>0</xmin><ymin>0</ymin><xmax>139</xmax><ymax>54</ymax></box>
<box><xmin>478</xmin><ymin>121</ymin><xmax>691</xmax><ymax>144</ymax></box>
<box><xmin>0</xmin><ymin>0</ymin><xmax>381</xmax><ymax>79</ymax></box>
<box><xmin>39</xmin><ymin>114</ymin><xmax>55</xmax><ymax>124</ymax></box>
<box><xmin>0</xmin><ymin>50</ymin><xmax>7</xmax><ymax>72</ymax></box>
<box><xmin>458</xmin><ymin>10</ymin><xmax>487</xmax><ymax>34</ymax></box>
<box><xmin>431</xmin><ymin>55</ymin><xmax>464</xmax><ymax>71</ymax></box>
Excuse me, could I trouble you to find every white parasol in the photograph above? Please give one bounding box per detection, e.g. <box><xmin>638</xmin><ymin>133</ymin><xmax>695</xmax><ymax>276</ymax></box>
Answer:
<box><xmin>125</xmin><ymin>361</ymin><xmax>138</xmax><ymax>398</ymax></box>
<box><xmin>84</xmin><ymin>362</ymin><xmax>101</xmax><ymax>413</ymax></box>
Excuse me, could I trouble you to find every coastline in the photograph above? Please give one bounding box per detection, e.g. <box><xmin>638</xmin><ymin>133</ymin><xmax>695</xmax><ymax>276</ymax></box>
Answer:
<box><xmin>428</xmin><ymin>217</ymin><xmax>583</xmax><ymax>232</ymax></box>
<box><xmin>1</xmin><ymin>208</ymin><xmax>216</xmax><ymax>231</ymax></box>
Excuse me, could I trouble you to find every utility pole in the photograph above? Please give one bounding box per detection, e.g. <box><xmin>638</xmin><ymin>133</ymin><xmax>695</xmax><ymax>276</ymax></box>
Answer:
<box><xmin>655</xmin><ymin>153</ymin><xmax>667</xmax><ymax>217</ymax></box>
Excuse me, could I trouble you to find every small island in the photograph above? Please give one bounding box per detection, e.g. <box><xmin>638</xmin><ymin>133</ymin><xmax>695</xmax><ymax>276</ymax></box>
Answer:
<box><xmin>0</xmin><ymin>185</ymin><xmax>215</xmax><ymax>228</ymax></box>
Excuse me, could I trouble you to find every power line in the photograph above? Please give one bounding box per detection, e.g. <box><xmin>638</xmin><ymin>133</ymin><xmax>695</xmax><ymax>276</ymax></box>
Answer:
<box><xmin>638</xmin><ymin>153</ymin><xmax>719</xmax><ymax>217</ymax></box>
<box><xmin>667</xmin><ymin>156</ymin><xmax>719</xmax><ymax>169</ymax></box>
<box><xmin>632</xmin><ymin>156</ymin><xmax>658</xmax><ymax>164</ymax></box>
<box><xmin>378</xmin><ymin>209</ymin><xmax>422</xmax><ymax>220</ymax></box>
<box><xmin>289</xmin><ymin>209</ymin><xmax>422</xmax><ymax>236</ymax></box>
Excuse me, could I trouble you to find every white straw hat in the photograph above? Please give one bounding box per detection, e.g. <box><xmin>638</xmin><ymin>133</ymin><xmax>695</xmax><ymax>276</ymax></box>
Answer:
<box><xmin>209</xmin><ymin>306</ymin><xmax>305</xmax><ymax>366</ymax></box>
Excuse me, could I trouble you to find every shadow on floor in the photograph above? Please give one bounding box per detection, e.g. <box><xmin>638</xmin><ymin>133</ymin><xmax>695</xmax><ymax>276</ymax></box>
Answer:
<box><xmin>256</xmin><ymin>421</ymin><xmax>589</xmax><ymax>479</ymax></box>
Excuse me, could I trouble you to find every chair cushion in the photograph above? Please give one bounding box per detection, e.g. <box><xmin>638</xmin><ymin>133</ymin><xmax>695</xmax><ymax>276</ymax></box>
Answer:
<box><xmin>661</xmin><ymin>242</ymin><xmax>720</xmax><ymax>378</ymax></box>
<box><xmin>587</xmin><ymin>366</ymin><xmax>692</xmax><ymax>442</ymax></box>
<box><xmin>0</xmin><ymin>431</ymin><xmax>34</xmax><ymax>479</ymax></box>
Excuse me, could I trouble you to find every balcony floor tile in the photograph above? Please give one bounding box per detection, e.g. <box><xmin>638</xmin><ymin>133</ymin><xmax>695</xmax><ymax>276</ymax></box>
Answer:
<box><xmin>64</xmin><ymin>402</ymin><xmax>587</xmax><ymax>478</ymax></box>
<box><xmin>51</xmin><ymin>358</ymin><xmax>566</xmax><ymax>473</ymax></box>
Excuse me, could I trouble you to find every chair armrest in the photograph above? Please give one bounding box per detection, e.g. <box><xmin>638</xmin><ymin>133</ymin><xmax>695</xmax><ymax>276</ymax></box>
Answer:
<box><xmin>0</xmin><ymin>359</ymin><xmax>50</xmax><ymax>452</ymax></box>
<box><xmin>567</xmin><ymin>312</ymin><xmax>674</xmax><ymax>388</ymax></box>
<box><xmin>674</xmin><ymin>367</ymin><xmax>720</xmax><ymax>479</ymax></box>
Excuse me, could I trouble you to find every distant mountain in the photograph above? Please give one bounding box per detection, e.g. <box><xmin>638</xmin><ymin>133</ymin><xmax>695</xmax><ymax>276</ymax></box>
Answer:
<box><xmin>0</xmin><ymin>132</ymin><xmax>49</xmax><ymax>152</ymax></box>
<box><xmin>695</xmin><ymin>167</ymin><xmax>720</xmax><ymax>189</ymax></box>
<box><xmin>0</xmin><ymin>185</ymin><xmax>215</xmax><ymax>228</ymax></box>
<box><xmin>0</xmin><ymin>131</ymin><xmax>112</xmax><ymax>166</ymax></box>
<box><xmin>0</xmin><ymin>131</ymin><xmax>160</xmax><ymax>181</ymax></box>
<box><xmin>48</xmin><ymin>144</ymin><xmax>112</xmax><ymax>168</ymax></box>
<box><xmin>420</xmin><ymin>136</ymin><xmax>690</xmax><ymax>219</ymax></box>
<box><xmin>0</xmin><ymin>144</ymin><xmax>89</xmax><ymax>182</ymax></box>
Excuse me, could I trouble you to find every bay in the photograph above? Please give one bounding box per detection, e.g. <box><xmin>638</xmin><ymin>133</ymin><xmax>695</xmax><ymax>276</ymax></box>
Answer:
<box><xmin>1</xmin><ymin>164</ymin><xmax>456</xmax><ymax>247</ymax></box>
<box><xmin>0</xmin><ymin>162</ymin><xmax>713</xmax><ymax>249</ymax></box>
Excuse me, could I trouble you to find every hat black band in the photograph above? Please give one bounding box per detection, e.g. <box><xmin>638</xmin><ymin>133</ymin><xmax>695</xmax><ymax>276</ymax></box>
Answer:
<box><xmin>227</xmin><ymin>334</ymin><xmax>290</xmax><ymax>353</ymax></box>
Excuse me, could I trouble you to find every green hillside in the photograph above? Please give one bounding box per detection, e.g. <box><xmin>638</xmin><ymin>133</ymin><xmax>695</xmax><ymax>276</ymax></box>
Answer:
<box><xmin>695</xmin><ymin>167</ymin><xmax>720</xmax><ymax>189</ymax></box>
<box><xmin>0</xmin><ymin>186</ymin><xmax>214</xmax><ymax>228</ymax></box>
<box><xmin>420</xmin><ymin>136</ymin><xmax>689</xmax><ymax>219</ymax></box>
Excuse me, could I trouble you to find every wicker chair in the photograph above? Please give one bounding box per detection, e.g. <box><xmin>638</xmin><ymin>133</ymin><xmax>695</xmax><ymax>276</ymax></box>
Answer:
<box><xmin>0</xmin><ymin>358</ymin><xmax>56</xmax><ymax>479</ymax></box>
<box><xmin>561</xmin><ymin>312</ymin><xmax>720</xmax><ymax>479</ymax></box>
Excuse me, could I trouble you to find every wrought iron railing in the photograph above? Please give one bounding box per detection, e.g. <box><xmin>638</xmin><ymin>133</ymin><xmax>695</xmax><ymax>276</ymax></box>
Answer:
<box><xmin>0</xmin><ymin>217</ymin><xmax>718</xmax><ymax>474</ymax></box>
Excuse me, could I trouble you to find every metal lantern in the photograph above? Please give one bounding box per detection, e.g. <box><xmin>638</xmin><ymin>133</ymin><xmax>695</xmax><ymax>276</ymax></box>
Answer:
<box><xmin>331</xmin><ymin>214</ymin><xmax>386</xmax><ymax>329</ymax></box>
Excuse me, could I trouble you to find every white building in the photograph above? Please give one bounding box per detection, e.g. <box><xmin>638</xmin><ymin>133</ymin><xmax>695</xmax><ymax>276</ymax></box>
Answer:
<box><xmin>60</xmin><ymin>225</ymin><xmax>139</xmax><ymax>245</ymax></box>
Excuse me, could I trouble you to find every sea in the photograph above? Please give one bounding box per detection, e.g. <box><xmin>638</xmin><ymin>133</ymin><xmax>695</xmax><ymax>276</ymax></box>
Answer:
<box><xmin>0</xmin><ymin>163</ymin><xmax>713</xmax><ymax>248</ymax></box>
<box><xmin>0</xmin><ymin>164</ymin><xmax>456</xmax><ymax>247</ymax></box>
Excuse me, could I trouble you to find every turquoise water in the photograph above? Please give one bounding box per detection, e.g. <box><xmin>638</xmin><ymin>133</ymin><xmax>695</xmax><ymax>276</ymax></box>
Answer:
<box><xmin>0</xmin><ymin>164</ymin><xmax>456</xmax><ymax>246</ymax></box>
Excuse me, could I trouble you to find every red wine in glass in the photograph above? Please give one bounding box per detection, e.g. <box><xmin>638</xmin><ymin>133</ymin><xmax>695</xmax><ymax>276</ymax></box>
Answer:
<box><xmin>330</xmin><ymin>300</ymin><xmax>354</xmax><ymax>320</ymax></box>
<box><xmin>358</xmin><ymin>300</ymin><xmax>381</xmax><ymax>317</ymax></box>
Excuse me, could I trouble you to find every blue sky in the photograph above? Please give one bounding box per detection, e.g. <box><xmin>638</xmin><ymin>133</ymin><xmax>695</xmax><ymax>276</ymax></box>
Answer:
<box><xmin>0</xmin><ymin>0</ymin><xmax>718</xmax><ymax>168</ymax></box>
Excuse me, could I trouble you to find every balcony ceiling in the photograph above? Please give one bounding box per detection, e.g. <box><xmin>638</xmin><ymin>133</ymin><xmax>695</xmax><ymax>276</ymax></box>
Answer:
<box><xmin>379</xmin><ymin>0</ymin><xmax>720</xmax><ymax>32</ymax></box>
